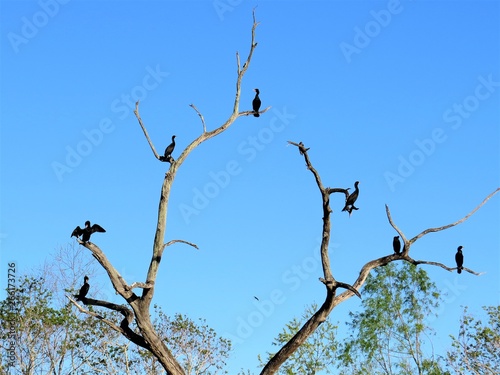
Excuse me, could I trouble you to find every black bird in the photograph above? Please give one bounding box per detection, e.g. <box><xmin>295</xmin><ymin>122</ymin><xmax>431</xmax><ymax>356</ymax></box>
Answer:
<box><xmin>393</xmin><ymin>236</ymin><xmax>401</xmax><ymax>254</ymax></box>
<box><xmin>74</xmin><ymin>275</ymin><xmax>90</xmax><ymax>301</ymax></box>
<box><xmin>252</xmin><ymin>88</ymin><xmax>261</xmax><ymax>117</ymax></box>
<box><xmin>455</xmin><ymin>246</ymin><xmax>464</xmax><ymax>274</ymax></box>
<box><xmin>342</xmin><ymin>181</ymin><xmax>360</xmax><ymax>215</ymax></box>
<box><xmin>71</xmin><ymin>221</ymin><xmax>106</xmax><ymax>242</ymax></box>
<box><xmin>160</xmin><ymin>135</ymin><xmax>176</xmax><ymax>162</ymax></box>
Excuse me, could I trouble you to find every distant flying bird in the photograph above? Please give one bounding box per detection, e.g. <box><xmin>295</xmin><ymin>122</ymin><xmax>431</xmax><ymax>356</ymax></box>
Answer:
<box><xmin>254</xmin><ymin>296</ymin><xmax>259</xmax><ymax>301</ymax></box>
<box><xmin>252</xmin><ymin>88</ymin><xmax>261</xmax><ymax>117</ymax></box>
<box><xmin>342</xmin><ymin>181</ymin><xmax>360</xmax><ymax>215</ymax></box>
<box><xmin>74</xmin><ymin>275</ymin><xmax>90</xmax><ymax>301</ymax></box>
<box><xmin>71</xmin><ymin>221</ymin><xmax>106</xmax><ymax>242</ymax></box>
<box><xmin>393</xmin><ymin>236</ymin><xmax>401</xmax><ymax>255</ymax></box>
<box><xmin>455</xmin><ymin>246</ymin><xmax>464</xmax><ymax>274</ymax></box>
<box><xmin>160</xmin><ymin>135</ymin><xmax>176</xmax><ymax>162</ymax></box>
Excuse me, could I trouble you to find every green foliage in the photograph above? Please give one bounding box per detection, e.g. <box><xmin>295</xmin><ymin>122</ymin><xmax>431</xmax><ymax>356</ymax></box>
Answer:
<box><xmin>135</xmin><ymin>306</ymin><xmax>232</xmax><ymax>375</ymax></box>
<box><xmin>446</xmin><ymin>305</ymin><xmax>500</xmax><ymax>374</ymax></box>
<box><xmin>260</xmin><ymin>303</ymin><xmax>339</xmax><ymax>374</ymax></box>
<box><xmin>337</xmin><ymin>262</ymin><xmax>445</xmax><ymax>375</ymax></box>
<box><xmin>0</xmin><ymin>275</ymin><xmax>127</xmax><ymax>374</ymax></box>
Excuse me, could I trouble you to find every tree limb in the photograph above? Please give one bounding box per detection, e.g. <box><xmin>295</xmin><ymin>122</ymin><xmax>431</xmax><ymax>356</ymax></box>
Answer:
<box><xmin>189</xmin><ymin>104</ymin><xmax>207</xmax><ymax>133</ymax></box>
<box><xmin>261</xmin><ymin>142</ymin><xmax>496</xmax><ymax>374</ymax></box>
<box><xmin>66</xmin><ymin>295</ymin><xmax>149</xmax><ymax>350</ymax></box>
<box><xmin>163</xmin><ymin>239</ymin><xmax>199</xmax><ymax>251</ymax></box>
<box><xmin>125</xmin><ymin>281</ymin><xmax>154</xmax><ymax>291</ymax></box>
<box><xmin>133</xmin><ymin>100</ymin><xmax>161</xmax><ymax>159</ymax></box>
<box><xmin>408</xmin><ymin>187</ymin><xmax>500</xmax><ymax>244</ymax></box>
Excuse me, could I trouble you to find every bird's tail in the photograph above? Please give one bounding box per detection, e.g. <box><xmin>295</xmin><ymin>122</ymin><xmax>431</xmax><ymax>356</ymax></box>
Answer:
<box><xmin>457</xmin><ymin>268</ymin><xmax>462</xmax><ymax>274</ymax></box>
<box><xmin>254</xmin><ymin>112</ymin><xmax>260</xmax><ymax>117</ymax></box>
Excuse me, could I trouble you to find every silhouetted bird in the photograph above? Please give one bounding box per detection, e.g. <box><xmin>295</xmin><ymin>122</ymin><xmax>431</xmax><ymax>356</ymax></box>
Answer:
<box><xmin>254</xmin><ymin>296</ymin><xmax>259</xmax><ymax>301</ymax></box>
<box><xmin>74</xmin><ymin>275</ymin><xmax>90</xmax><ymax>301</ymax></box>
<box><xmin>393</xmin><ymin>236</ymin><xmax>401</xmax><ymax>254</ymax></box>
<box><xmin>455</xmin><ymin>246</ymin><xmax>464</xmax><ymax>274</ymax></box>
<box><xmin>71</xmin><ymin>221</ymin><xmax>106</xmax><ymax>242</ymax></box>
<box><xmin>160</xmin><ymin>135</ymin><xmax>176</xmax><ymax>162</ymax></box>
<box><xmin>252</xmin><ymin>88</ymin><xmax>261</xmax><ymax>117</ymax></box>
<box><xmin>342</xmin><ymin>181</ymin><xmax>360</xmax><ymax>215</ymax></box>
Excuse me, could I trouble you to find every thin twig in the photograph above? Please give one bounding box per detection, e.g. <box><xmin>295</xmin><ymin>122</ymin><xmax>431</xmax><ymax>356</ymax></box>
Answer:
<box><xmin>134</xmin><ymin>101</ymin><xmax>160</xmax><ymax>159</ymax></box>
<box><xmin>189</xmin><ymin>104</ymin><xmax>207</xmax><ymax>133</ymax></box>
<box><xmin>238</xmin><ymin>106</ymin><xmax>272</xmax><ymax>117</ymax></box>
<box><xmin>162</xmin><ymin>239</ymin><xmax>200</xmax><ymax>251</ymax></box>
<box><xmin>409</xmin><ymin>188</ymin><xmax>500</xmax><ymax>244</ymax></box>
<box><xmin>385</xmin><ymin>204</ymin><xmax>409</xmax><ymax>250</ymax></box>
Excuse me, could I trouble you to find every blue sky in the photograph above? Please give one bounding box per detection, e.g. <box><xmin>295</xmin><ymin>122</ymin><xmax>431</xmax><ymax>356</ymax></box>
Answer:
<box><xmin>1</xmin><ymin>0</ymin><xmax>499</xmax><ymax>372</ymax></box>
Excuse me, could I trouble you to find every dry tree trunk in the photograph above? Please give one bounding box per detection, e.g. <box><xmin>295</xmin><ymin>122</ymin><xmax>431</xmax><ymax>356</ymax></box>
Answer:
<box><xmin>66</xmin><ymin>9</ymin><xmax>498</xmax><ymax>374</ymax></box>
<box><xmin>260</xmin><ymin>141</ymin><xmax>498</xmax><ymax>374</ymax></box>
<box><xmin>67</xmin><ymin>10</ymin><xmax>269</xmax><ymax>375</ymax></box>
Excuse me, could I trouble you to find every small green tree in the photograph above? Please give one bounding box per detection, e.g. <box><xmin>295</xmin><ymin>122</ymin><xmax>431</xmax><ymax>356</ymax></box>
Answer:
<box><xmin>446</xmin><ymin>305</ymin><xmax>500</xmax><ymax>374</ymax></box>
<box><xmin>260</xmin><ymin>304</ymin><xmax>339</xmax><ymax>374</ymax></box>
<box><xmin>337</xmin><ymin>262</ymin><xmax>446</xmax><ymax>375</ymax></box>
<box><xmin>0</xmin><ymin>275</ymin><xmax>124</xmax><ymax>374</ymax></box>
<box><xmin>130</xmin><ymin>306</ymin><xmax>231</xmax><ymax>375</ymax></box>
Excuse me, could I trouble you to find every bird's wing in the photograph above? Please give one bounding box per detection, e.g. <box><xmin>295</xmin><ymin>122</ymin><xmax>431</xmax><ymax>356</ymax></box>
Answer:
<box><xmin>91</xmin><ymin>224</ymin><xmax>106</xmax><ymax>233</ymax></box>
<box><xmin>71</xmin><ymin>226</ymin><xmax>83</xmax><ymax>237</ymax></box>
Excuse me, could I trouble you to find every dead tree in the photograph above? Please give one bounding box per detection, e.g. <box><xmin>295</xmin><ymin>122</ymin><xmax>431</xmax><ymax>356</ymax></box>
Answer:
<box><xmin>67</xmin><ymin>10</ymin><xmax>269</xmax><ymax>375</ymax></box>
<box><xmin>65</xmin><ymin>9</ymin><xmax>498</xmax><ymax>374</ymax></box>
<box><xmin>259</xmin><ymin>141</ymin><xmax>499</xmax><ymax>374</ymax></box>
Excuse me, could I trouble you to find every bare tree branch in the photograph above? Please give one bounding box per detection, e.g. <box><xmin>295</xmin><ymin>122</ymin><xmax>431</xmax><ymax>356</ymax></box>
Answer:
<box><xmin>262</xmin><ymin>141</ymin><xmax>361</xmax><ymax>373</ymax></box>
<box><xmin>385</xmin><ymin>204</ymin><xmax>409</xmax><ymax>253</ymax></box>
<box><xmin>404</xmin><ymin>258</ymin><xmax>485</xmax><ymax>276</ymax></box>
<box><xmin>125</xmin><ymin>281</ymin><xmax>154</xmax><ymax>291</ymax></box>
<box><xmin>78</xmin><ymin>240</ymin><xmax>136</xmax><ymax>301</ymax></box>
<box><xmin>66</xmin><ymin>295</ymin><xmax>149</xmax><ymax>350</ymax></box>
<box><xmin>408</xmin><ymin>187</ymin><xmax>500</xmax><ymax>244</ymax></box>
<box><xmin>261</xmin><ymin>142</ymin><xmax>496</xmax><ymax>374</ymax></box>
<box><xmin>163</xmin><ymin>239</ymin><xmax>199</xmax><ymax>250</ymax></box>
<box><xmin>77</xmin><ymin>11</ymin><xmax>264</xmax><ymax>375</ymax></box>
<box><xmin>189</xmin><ymin>104</ymin><xmax>207</xmax><ymax>133</ymax></box>
<box><xmin>133</xmin><ymin>100</ymin><xmax>161</xmax><ymax>159</ymax></box>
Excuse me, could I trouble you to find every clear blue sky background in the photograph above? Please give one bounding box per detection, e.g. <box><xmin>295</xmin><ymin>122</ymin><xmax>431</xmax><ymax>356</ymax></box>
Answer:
<box><xmin>1</xmin><ymin>0</ymin><xmax>499</xmax><ymax>373</ymax></box>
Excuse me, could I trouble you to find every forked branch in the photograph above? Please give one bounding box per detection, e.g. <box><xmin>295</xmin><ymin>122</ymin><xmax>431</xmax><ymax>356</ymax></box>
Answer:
<box><xmin>134</xmin><ymin>101</ymin><xmax>161</xmax><ymax>159</ymax></box>
<box><xmin>261</xmin><ymin>142</ymin><xmax>496</xmax><ymax>375</ymax></box>
<box><xmin>408</xmin><ymin>187</ymin><xmax>500</xmax><ymax>244</ymax></box>
<box><xmin>67</xmin><ymin>295</ymin><xmax>149</xmax><ymax>350</ymax></box>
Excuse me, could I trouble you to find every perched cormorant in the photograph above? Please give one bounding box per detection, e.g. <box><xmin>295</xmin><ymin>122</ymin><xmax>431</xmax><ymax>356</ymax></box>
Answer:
<box><xmin>393</xmin><ymin>236</ymin><xmax>401</xmax><ymax>255</ymax></box>
<box><xmin>252</xmin><ymin>88</ymin><xmax>261</xmax><ymax>117</ymax></box>
<box><xmin>455</xmin><ymin>246</ymin><xmax>464</xmax><ymax>274</ymax></box>
<box><xmin>160</xmin><ymin>135</ymin><xmax>176</xmax><ymax>162</ymax></box>
<box><xmin>342</xmin><ymin>181</ymin><xmax>360</xmax><ymax>215</ymax></box>
<box><xmin>71</xmin><ymin>221</ymin><xmax>106</xmax><ymax>242</ymax></box>
<box><xmin>75</xmin><ymin>275</ymin><xmax>90</xmax><ymax>301</ymax></box>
